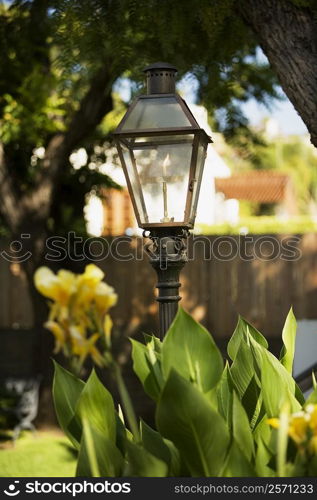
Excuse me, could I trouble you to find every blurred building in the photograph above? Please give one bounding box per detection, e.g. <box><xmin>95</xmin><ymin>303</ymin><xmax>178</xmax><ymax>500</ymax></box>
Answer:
<box><xmin>215</xmin><ymin>171</ymin><xmax>298</xmax><ymax>218</ymax></box>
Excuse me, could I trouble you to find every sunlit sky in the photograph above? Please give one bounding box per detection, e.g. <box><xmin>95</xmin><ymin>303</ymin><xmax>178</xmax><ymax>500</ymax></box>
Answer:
<box><xmin>177</xmin><ymin>77</ymin><xmax>308</xmax><ymax>137</ymax></box>
<box><xmin>242</xmin><ymin>95</ymin><xmax>307</xmax><ymax>136</ymax></box>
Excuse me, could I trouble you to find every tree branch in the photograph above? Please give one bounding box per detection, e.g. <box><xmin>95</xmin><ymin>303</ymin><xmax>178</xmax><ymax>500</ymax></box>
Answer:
<box><xmin>23</xmin><ymin>66</ymin><xmax>114</xmax><ymax>216</ymax></box>
<box><xmin>238</xmin><ymin>0</ymin><xmax>317</xmax><ymax>146</ymax></box>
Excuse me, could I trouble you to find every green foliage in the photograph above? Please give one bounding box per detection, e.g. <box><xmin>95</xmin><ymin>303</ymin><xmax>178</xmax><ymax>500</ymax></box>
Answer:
<box><xmin>197</xmin><ymin>216</ymin><xmax>317</xmax><ymax>235</ymax></box>
<box><xmin>54</xmin><ymin>307</ymin><xmax>317</xmax><ymax>477</ymax></box>
<box><xmin>0</xmin><ymin>0</ymin><xmax>284</xmax><ymax>236</ymax></box>
<box><xmin>161</xmin><ymin>309</ymin><xmax>223</xmax><ymax>394</ymax></box>
<box><xmin>280</xmin><ymin>308</ymin><xmax>297</xmax><ymax>374</ymax></box>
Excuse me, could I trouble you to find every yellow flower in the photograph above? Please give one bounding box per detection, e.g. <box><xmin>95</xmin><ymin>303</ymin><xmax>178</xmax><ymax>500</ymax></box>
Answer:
<box><xmin>306</xmin><ymin>404</ymin><xmax>317</xmax><ymax>434</ymax></box>
<box><xmin>69</xmin><ymin>327</ymin><xmax>103</xmax><ymax>366</ymax></box>
<box><xmin>76</xmin><ymin>264</ymin><xmax>105</xmax><ymax>306</ymax></box>
<box><xmin>103</xmin><ymin>314</ymin><xmax>113</xmax><ymax>347</ymax></box>
<box><xmin>34</xmin><ymin>267</ymin><xmax>60</xmax><ymax>299</ymax></box>
<box><xmin>268</xmin><ymin>406</ymin><xmax>317</xmax><ymax>450</ymax></box>
<box><xmin>288</xmin><ymin>413</ymin><xmax>309</xmax><ymax>444</ymax></box>
<box><xmin>267</xmin><ymin>418</ymin><xmax>280</xmax><ymax>430</ymax></box>
<box><xmin>94</xmin><ymin>281</ymin><xmax>118</xmax><ymax>313</ymax></box>
<box><xmin>35</xmin><ymin>264</ymin><xmax>116</xmax><ymax>371</ymax></box>
<box><xmin>34</xmin><ymin>267</ymin><xmax>77</xmax><ymax>305</ymax></box>
<box><xmin>78</xmin><ymin>264</ymin><xmax>104</xmax><ymax>286</ymax></box>
<box><xmin>44</xmin><ymin>320</ymin><xmax>66</xmax><ymax>353</ymax></box>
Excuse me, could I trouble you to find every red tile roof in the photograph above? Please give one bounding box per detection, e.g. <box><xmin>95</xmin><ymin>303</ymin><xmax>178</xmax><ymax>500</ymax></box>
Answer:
<box><xmin>215</xmin><ymin>171</ymin><xmax>290</xmax><ymax>202</ymax></box>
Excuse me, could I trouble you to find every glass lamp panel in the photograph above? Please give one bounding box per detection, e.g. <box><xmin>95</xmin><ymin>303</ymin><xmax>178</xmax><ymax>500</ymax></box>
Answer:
<box><xmin>121</xmin><ymin>97</ymin><xmax>192</xmax><ymax>131</ymax></box>
<box><xmin>189</xmin><ymin>138</ymin><xmax>208</xmax><ymax>224</ymax></box>
<box><xmin>122</xmin><ymin>134</ymin><xmax>194</xmax><ymax>225</ymax></box>
<box><xmin>120</xmin><ymin>142</ymin><xmax>149</xmax><ymax>224</ymax></box>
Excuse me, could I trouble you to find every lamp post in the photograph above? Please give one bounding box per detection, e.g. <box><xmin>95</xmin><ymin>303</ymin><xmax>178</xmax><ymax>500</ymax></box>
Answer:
<box><xmin>113</xmin><ymin>62</ymin><xmax>212</xmax><ymax>338</ymax></box>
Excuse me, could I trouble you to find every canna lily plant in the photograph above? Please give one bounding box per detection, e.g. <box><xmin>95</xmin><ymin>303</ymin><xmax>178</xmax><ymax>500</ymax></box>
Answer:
<box><xmin>37</xmin><ymin>265</ymin><xmax>317</xmax><ymax>477</ymax></box>
<box><xmin>34</xmin><ymin>264</ymin><xmax>117</xmax><ymax>375</ymax></box>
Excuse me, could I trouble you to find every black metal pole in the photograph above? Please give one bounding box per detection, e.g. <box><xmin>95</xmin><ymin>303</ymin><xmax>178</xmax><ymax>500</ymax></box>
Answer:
<box><xmin>144</xmin><ymin>228</ymin><xmax>188</xmax><ymax>339</ymax></box>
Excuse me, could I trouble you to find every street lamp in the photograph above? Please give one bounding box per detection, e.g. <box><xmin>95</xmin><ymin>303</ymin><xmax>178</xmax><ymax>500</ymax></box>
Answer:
<box><xmin>113</xmin><ymin>62</ymin><xmax>212</xmax><ymax>338</ymax></box>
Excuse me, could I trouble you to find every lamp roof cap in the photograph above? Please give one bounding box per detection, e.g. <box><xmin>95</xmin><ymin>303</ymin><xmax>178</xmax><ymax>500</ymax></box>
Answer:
<box><xmin>143</xmin><ymin>62</ymin><xmax>177</xmax><ymax>73</ymax></box>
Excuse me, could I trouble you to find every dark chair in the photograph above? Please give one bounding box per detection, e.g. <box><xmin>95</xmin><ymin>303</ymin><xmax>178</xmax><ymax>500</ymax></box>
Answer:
<box><xmin>0</xmin><ymin>376</ymin><xmax>41</xmax><ymax>441</ymax></box>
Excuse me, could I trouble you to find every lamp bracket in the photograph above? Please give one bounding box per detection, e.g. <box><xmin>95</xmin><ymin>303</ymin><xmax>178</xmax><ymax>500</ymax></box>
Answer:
<box><xmin>143</xmin><ymin>227</ymin><xmax>189</xmax><ymax>338</ymax></box>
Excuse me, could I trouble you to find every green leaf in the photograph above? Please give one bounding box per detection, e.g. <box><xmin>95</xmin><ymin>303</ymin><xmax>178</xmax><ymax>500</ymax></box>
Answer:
<box><xmin>75</xmin><ymin>369</ymin><xmax>116</xmax><ymax>442</ymax></box>
<box><xmin>220</xmin><ymin>441</ymin><xmax>256</xmax><ymax>477</ymax></box>
<box><xmin>115</xmin><ymin>413</ymin><xmax>130</xmax><ymax>455</ymax></box>
<box><xmin>249</xmin><ymin>335</ymin><xmax>301</xmax><ymax>417</ymax></box>
<box><xmin>130</xmin><ymin>338</ymin><xmax>163</xmax><ymax>400</ymax></box>
<box><xmin>141</xmin><ymin>420</ymin><xmax>171</xmax><ymax>466</ymax></box>
<box><xmin>295</xmin><ymin>382</ymin><xmax>305</xmax><ymax>406</ymax></box>
<box><xmin>230</xmin><ymin>340</ymin><xmax>256</xmax><ymax>397</ymax></box>
<box><xmin>232</xmin><ymin>391</ymin><xmax>255</xmax><ymax>461</ymax></box>
<box><xmin>143</xmin><ymin>333</ymin><xmax>162</xmax><ymax>353</ymax></box>
<box><xmin>125</xmin><ymin>441</ymin><xmax>168</xmax><ymax>477</ymax></box>
<box><xmin>76</xmin><ymin>417</ymin><xmax>123</xmax><ymax>477</ymax></box>
<box><xmin>242</xmin><ymin>376</ymin><xmax>264</xmax><ymax>430</ymax></box>
<box><xmin>227</xmin><ymin>316</ymin><xmax>268</xmax><ymax>361</ymax></box>
<box><xmin>162</xmin><ymin>308</ymin><xmax>223</xmax><ymax>393</ymax></box>
<box><xmin>140</xmin><ymin>420</ymin><xmax>183</xmax><ymax>476</ymax></box>
<box><xmin>52</xmin><ymin>361</ymin><xmax>85</xmax><ymax>448</ymax></box>
<box><xmin>216</xmin><ymin>363</ymin><xmax>233</xmax><ymax>426</ymax></box>
<box><xmin>280</xmin><ymin>308</ymin><xmax>297</xmax><ymax>374</ymax></box>
<box><xmin>255</xmin><ymin>438</ymin><xmax>275</xmax><ymax>477</ymax></box>
<box><xmin>156</xmin><ymin>370</ymin><xmax>230</xmax><ymax>476</ymax></box>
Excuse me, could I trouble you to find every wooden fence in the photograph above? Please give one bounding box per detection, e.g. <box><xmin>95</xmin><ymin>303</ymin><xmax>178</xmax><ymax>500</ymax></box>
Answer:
<box><xmin>1</xmin><ymin>234</ymin><xmax>317</xmax><ymax>342</ymax></box>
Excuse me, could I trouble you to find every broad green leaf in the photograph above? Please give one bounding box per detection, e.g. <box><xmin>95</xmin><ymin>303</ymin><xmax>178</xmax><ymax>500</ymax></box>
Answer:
<box><xmin>52</xmin><ymin>361</ymin><xmax>85</xmax><ymax>448</ymax></box>
<box><xmin>75</xmin><ymin>369</ymin><xmax>116</xmax><ymax>442</ymax></box>
<box><xmin>280</xmin><ymin>308</ymin><xmax>297</xmax><ymax>374</ymax></box>
<box><xmin>220</xmin><ymin>441</ymin><xmax>256</xmax><ymax>477</ymax></box>
<box><xmin>76</xmin><ymin>418</ymin><xmax>123</xmax><ymax>477</ymax></box>
<box><xmin>130</xmin><ymin>338</ymin><xmax>163</xmax><ymax>400</ymax></box>
<box><xmin>156</xmin><ymin>370</ymin><xmax>230</xmax><ymax>476</ymax></box>
<box><xmin>249</xmin><ymin>335</ymin><xmax>301</xmax><ymax>417</ymax></box>
<box><xmin>125</xmin><ymin>441</ymin><xmax>168</xmax><ymax>477</ymax></box>
<box><xmin>141</xmin><ymin>420</ymin><xmax>171</xmax><ymax>466</ymax></box>
<box><xmin>230</xmin><ymin>340</ymin><xmax>256</xmax><ymax>397</ymax></box>
<box><xmin>242</xmin><ymin>377</ymin><xmax>264</xmax><ymax>430</ymax></box>
<box><xmin>255</xmin><ymin>438</ymin><xmax>275</xmax><ymax>477</ymax></box>
<box><xmin>141</xmin><ymin>420</ymin><xmax>184</xmax><ymax>476</ymax></box>
<box><xmin>227</xmin><ymin>316</ymin><xmax>268</xmax><ymax>361</ymax></box>
<box><xmin>217</xmin><ymin>363</ymin><xmax>233</xmax><ymax>426</ymax></box>
<box><xmin>164</xmin><ymin>439</ymin><xmax>186</xmax><ymax>477</ymax></box>
<box><xmin>232</xmin><ymin>391</ymin><xmax>255</xmax><ymax>461</ymax></box>
<box><xmin>162</xmin><ymin>308</ymin><xmax>223</xmax><ymax>393</ymax></box>
<box><xmin>253</xmin><ymin>416</ymin><xmax>272</xmax><ymax>449</ymax></box>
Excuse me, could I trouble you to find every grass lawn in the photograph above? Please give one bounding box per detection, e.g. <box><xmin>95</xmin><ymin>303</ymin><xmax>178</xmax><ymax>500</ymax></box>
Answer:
<box><xmin>0</xmin><ymin>430</ymin><xmax>77</xmax><ymax>477</ymax></box>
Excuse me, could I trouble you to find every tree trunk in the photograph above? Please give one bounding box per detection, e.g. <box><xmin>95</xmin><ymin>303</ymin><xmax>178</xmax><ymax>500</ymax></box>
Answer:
<box><xmin>238</xmin><ymin>0</ymin><xmax>317</xmax><ymax>147</ymax></box>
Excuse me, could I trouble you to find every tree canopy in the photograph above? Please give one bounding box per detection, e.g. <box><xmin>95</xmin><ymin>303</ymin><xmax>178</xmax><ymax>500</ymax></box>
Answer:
<box><xmin>0</xmin><ymin>0</ymin><xmax>316</xmax><ymax>278</ymax></box>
